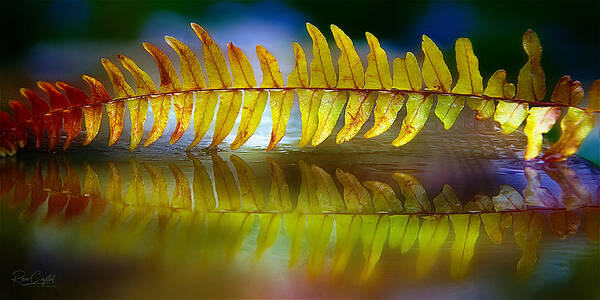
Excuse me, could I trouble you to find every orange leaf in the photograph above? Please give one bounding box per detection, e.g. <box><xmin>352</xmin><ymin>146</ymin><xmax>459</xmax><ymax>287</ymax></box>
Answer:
<box><xmin>56</xmin><ymin>82</ymin><xmax>89</xmax><ymax>150</ymax></box>
<box><xmin>80</xmin><ymin>75</ymin><xmax>109</xmax><ymax>145</ymax></box>
<box><xmin>100</xmin><ymin>58</ymin><xmax>128</xmax><ymax>146</ymax></box>
<box><xmin>143</xmin><ymin>42</ymin><xmax>183</xmax><ymax>146</ymax></box>
<box><xmin>116</xmin><ymin>54</ymin><xmax>152</xmax><ymax>149</ymax></box>
<box><xmin>37</xmin><ymin>81</ymin><xmax>71</xmax><ymax>150</ymax></box>
<box><xmin>8</xmin><ymin>100</ymin><xmax>31</xmax><ymax>148</ymax></box>
<box><xmin>19</xmin><ymin>88</ymin><xmax>49</xmax><ymax>148</ymax></box>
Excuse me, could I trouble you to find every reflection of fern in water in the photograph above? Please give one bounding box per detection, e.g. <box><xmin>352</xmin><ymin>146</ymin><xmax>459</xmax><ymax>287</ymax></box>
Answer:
<box><xmin>1</xmin><ymin>155</ymin><xmax>598</xmax><ymax>280</ymax></box>
<box><xmin>1</xmin><ymin>24</ymin><xmax>598</xmax><ymax>159</ymax></box>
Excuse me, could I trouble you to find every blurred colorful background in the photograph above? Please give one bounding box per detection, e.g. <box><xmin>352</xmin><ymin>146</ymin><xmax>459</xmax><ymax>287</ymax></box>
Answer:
<box><xmin>1</xmin><ymin>1</ymin><xmax>599</xmax><ymax>299</ymax></box>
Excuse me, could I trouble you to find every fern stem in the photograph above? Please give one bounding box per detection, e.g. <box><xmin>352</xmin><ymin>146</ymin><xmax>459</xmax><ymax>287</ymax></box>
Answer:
<box><xmin>24</xmin><ymin>87</ymin><xmax>600</xmax><ymax>121</ymax></box>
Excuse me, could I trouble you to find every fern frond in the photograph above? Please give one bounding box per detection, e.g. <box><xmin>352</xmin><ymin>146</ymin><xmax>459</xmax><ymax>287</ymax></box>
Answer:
<box><xmin>1</xmin><ymin>153</ymin><xmax>595</xmax><ymax>215</ymax></box>
<box><xmin>1</xmin><ymin>155</ymin><xmax>597</xmax><ymax>278</ymax></box>
<box><xmin>1</xmin><ymin>23</ymin><xmax>598</xmax><ymax>160</ymax></box>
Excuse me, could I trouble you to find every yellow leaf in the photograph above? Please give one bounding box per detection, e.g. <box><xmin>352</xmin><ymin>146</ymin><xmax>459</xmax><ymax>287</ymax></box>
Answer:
<box><xmin>287</xmin><ymin>43</ymin><xmax>317</xmax><ymax>148</ymax></box>
<box><xmin>187</xmin><ymin>153</ymin><xmax>216</xmax><ymax>211</ymax></box>
<box><xmin>267</xmin><ymin>158</ymin><xmax>292</xmax><ymax>211</ymax></box>
<box><xmin>452</xmin><ymin>38</ymin><xmax>483</xmax><ymax>95</ymax></box>
<box><xmin>364</xmin><ymin>32</ymin><xmax>392</xmax><ymax>89</ymax></box>
<box><xmin>190</xmin><ymin>23</ymin><xmax>231</xmax><ymax>88</ymax></box>
<box><xmin>392</xmin><ymin>172</ymin><xmax>431</xmax><ymax>212</ymax></box>
<box><xmin>211</xmin><ymin>91</ymin><xmax>242</xmax><ymax>146</ymax></box>
<box><xmin>225</xmin><ymin>213</ymin><xmax>255</xmax><ymax>262</ymax></box>
<box><xmin>212</xmin><ymin>154</ymin><xmax>240</xmax><ymax>210</ymax></box>
<box><xmin>314</xmin><ymin>24</ymin><xmax>366</xmax><ymax>145</ymax></box>
<box><xmin>305</xmin><ymin>23</ymin><xmax>338</xmax><ymax>146</ymax></box>
<box><xmin>337</xmin><ymin>32</ymin><xmax>388</xmax><ymax>143</ymax></box>
<box><xmin>255</xmin><ymin>45</ymin><xmax>293</xmax><ymax>151</ymax></box>
<box><xmin>166</xmin><ymin>36</ymin><xmax>213</xmax><ymax>150</ymax></box>
<box><xmin>225</xmin><ymin>43</ymin><xmax>268</xmax><ymax>149</ymax></box>
<box><xmin>254</xmin><ymin>214</ymin><xmax>281</xmax><ymax>261</ymax></box>
<box><xmin>311</xmin><ymin>91</ymin><xmax>345</xmax><ymax>146</ymax></box>
<box><xmin>360</xmin><ymin>215</ymin><xmax>390</xmax><ymax>282</ymax></box>
<box><xmin>467</xmin><ymin>70</ymin><xmax>507</xmax><ymax>120</ymax></box>
<box><xmin>100</xmin><ymin>58</ymin><xmax>128</xmax><ymax>146</ymax></box>
<box><xmin>188</xmin><ymin>91</ymin><xmax>217</xmax><ymax>150</ymax></box>
<box><xmin>365</xmin><ymin>52</ymin><xmax>419</xmax><ymax>138</ymax></box>
<box><xmin>101</xmin><ymin>58</ymin><xmax>135</xmax><ymax>99</ymax></box>
<box><xmin>306</xmin><ymin>214</ymin><xmax>333</xmax><ymax>278</ymax></box>
<box><xmin>331</xmin><ymin>215</ymin><xmax>361</xmax><ymax>276</ymax></box>
<box><xmin>481</xmin><ymin>213</ymin><xmax>512</xmax><ymax>244</ymax></box>
<box><xmin>421</xmin><ymin>35</ymin><xmax>452</xmax><ymax>92</ymax></box>
<box><xmin>190</xmin><ymin>24</ymin><xmax>230</xmax><ymax>149</ymax></box>
<box><xmin>335</xmin><ymin>168</ymin><xmax>374</xmax><ymax>212</ymax></box>
<box><xmin>169</xmin><ymin>163</ymin><xmax>191</xmax><ymax>210</ymax></box>
<box><xmin>142</xmin><ymin>42</ymin><xmax>181</xmax><ymax>146</ymax></box>
<box><xmin>231</xmin><ymin>154</ymin><xmax>265</xmax><ymax>211</ymax></box>
<box><xmin>331</xmin><ymin>24</ymin><xmax>364</xmax><ymax>88</ymax></box>
<box><xmin>231</xmin><ymin>46</ymin><xmax>279</xmax><ymax>148</ymax></box>
<box><xmin>287</xmin><ymin>43</ymin><xmax>309</xmax><ymax>88</ymax></box>
<box><xmin>434</xmin><ymin>95</ymin><xmax>464</xmax><ymax>130</ymax></box>
<box><xmin>284</xmin><ymin>212</ymin><xmax>306</xmax><ymax>267</ymax></box>
<box><xmin>392</xmin><ymin>52</ymin><xmax>422</xmax><ymax>91</ymax></box>
<box><xmin>514</xmin><ymin>212</ymin><xmax>543</xmax><ymax>277</ymax></box>
<box><xmin>494</xmin><ymin>101</ymin><xmax>529</xmax><ymax>135</ymax></box>
<box><xmin>298</xmin><ymin>89</ymin><xmax>324</xmax><ymax>147</ymax></box>
<box><xmin>434</xmin><ymin>38</ymin><xmax>482</xmax><ymax>130</ymax></box>
<box><xmin>211</xmin><ymin>42</ymin><xmax>254</xmax><ymax>147</ymax></box>
<box><xmin>230</xmin><ymin>90</ymin><xmax>268</xmax><ymax>149</ymax></box>
<box><xmin>486</xmin><ymin>70</ymin><xmax>510</xmax><ymax>98</ymax></box>
<box><xmin>106</xmin><ymin>161</ymin><xmax>123</xmax><ymax>203</ymax></box>
<box><xmin>336</xmin><ymin>92</ymin><xmax>377</xmax><ymax>143</ymax></box>
<box><xmin>165</xmin><ymin>36</ymin><xmax>208</xmax><ymax>145</ymax></box>
<box><xmin>433</xmin><ymin>184</ymin><xmax>462</xmax><ymax>213</ymax></box>
<box><xmin>364</xmin><ymin>93</ymin><xmax>405</xmax><ymax>138</ymax></box>
<box><xmin>297</xmin><ymin>160</ymin><xmax>318</xmax><ymax>213</ymax></box>
<box><xmin>143</xmin><ymin>162</ymin><xmax>169</xmax><ymax>208</ymax></box>
<box><xmin>165</xmin><ymin>36</ymin><xmax>206</xmax><ymax>90</ymax></box>
<box><xmin>516</xmin><ymin>30</ymin><xmax>545</xmax><ymax>102</ymax></box>
<box><xmin>82</xmin><ymin>163</ymin><xmax>101</xmax><ymax>203</ymax></box>
<box><xmin>306</xmin><ymin>23</ymin><xmax>336</xmax><ymax>88</ymax></box>
<box><xmin>311</xmin><ymin>165</ymin><xmax>345</xmax><ymax>211</ymax></box>
<box><xmin>523</xmin><ymin>106</ymin><xmax>561</xmax><ymax>159</ymax></box>
<box><xmin>450</xmin><ymin>214</ymin><xmax>480</xmax><ymax>278</ymax></box>
<box><xmin>388</xmin><ymin>215</ymin><xmax>420</xmax><ymax>253</ymax></box>
<box><xmin>543</xmin><ymin>108</ymin><xmax>594</xmax><ymax>161</ymax></box>
<box><xmin>490</xmin><ymin>72</ymin><xmax>527</xmax><ymax>134</ymax></box>
<box><xmin>416</xmin><ymin>216</ymin><xmax>450</xmax><ymax>278</ymax></box>
<box><xmin>116</xmin><ymin>55</ymin><xmax>150</xmax><ymax>150</ymax></box>
<box><xmin>363</xmin><ymin>180</ymin><xmax>404</xmax><ymax>212</ymax></box>
<box><xmin>229</xmin><ymin>43</ymin><xmax>257</xmax><ymax>88</ymax></box>
<box><xmin>171</xmin><ymin>92</ymin><xmax>194</xmax><ymax>145</ymax></box>
<box><xmin>268</xmin><ymin>90</ymin><xmax>295</xmax><ymax>151</ymax></box>
<box><xmin>523</xmin><ymin>75</ymin><xmax>584</xmax><ymax>160</ymax></box>
<box><xmin>393</xmin><ymin>94</ymin><xmax>433</xmax><ymax>146</ymax></box>
<box><xmin>125</xmin><ymin>157</ymin><xmax>146</xmax><ymax>206</ymax></box>
<box><xmin>80</xmin><ymin>75</ymin><xmax>108</xmax><ymax>145</ymax></box>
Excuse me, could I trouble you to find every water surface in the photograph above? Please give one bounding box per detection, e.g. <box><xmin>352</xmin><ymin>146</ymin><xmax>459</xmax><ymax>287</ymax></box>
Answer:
<box><xmin>1</xmin><ymin>118</ymin><xmax>599</xmax><ymax>299</ymax></box>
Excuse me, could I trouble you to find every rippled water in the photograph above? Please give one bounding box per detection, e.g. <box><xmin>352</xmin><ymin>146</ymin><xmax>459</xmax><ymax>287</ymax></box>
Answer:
<box><xmin>1</xmin><ymin>114</ymin><xmax>599</xmax><ymax>299</ymax></box>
